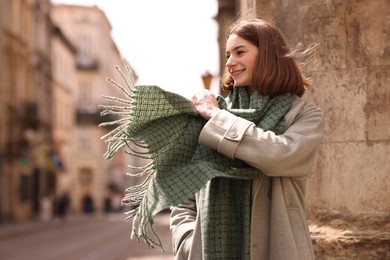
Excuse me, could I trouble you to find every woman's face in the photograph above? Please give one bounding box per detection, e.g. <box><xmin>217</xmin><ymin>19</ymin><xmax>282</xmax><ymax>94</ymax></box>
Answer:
<box><xmin>225</xmin><ymin>34</ymin><xmax>259</xmax><ymax>88</ymax></box>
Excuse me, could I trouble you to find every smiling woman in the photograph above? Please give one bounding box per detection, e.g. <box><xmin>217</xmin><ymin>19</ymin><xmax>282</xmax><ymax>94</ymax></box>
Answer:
<box><xmin>51</xmin><ymin>0</ymin><xmax>219</xmax><ymax>98</ymax></box>
<box><xmin>170</xmin><ymin>18</ymin><xmax>325</xmax><ymax>260</ymax></box>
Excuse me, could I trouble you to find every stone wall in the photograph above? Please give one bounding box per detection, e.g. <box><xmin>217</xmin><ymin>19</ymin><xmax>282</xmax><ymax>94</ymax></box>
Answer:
<box><xmin>253</xmin><ymin>0</ymin><xmax>390</xmax><ymax>258</ymax></box>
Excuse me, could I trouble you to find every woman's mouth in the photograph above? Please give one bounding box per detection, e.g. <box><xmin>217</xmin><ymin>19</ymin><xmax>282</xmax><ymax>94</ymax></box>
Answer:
<box><xmin>231</xmin><ymin>69</ymin><xmax>245</xmax><ymax>77</ymax></box>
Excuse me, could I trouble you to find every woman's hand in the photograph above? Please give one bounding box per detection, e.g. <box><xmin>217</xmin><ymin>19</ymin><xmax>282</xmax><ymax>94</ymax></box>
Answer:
<box><xmin>191</xmin><ymin>89</ymin><xmax>221</xmax><ymax>120</ymax></box>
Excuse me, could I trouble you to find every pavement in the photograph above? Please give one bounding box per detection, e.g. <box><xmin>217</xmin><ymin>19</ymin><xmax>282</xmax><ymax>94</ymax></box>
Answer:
<box><xmin>0</xmin><ymin>213</ymin><xmax>94</xmax><ymax>241</ymax></box>
<box><xmin>0</xmin><ymin>212</ymin><xmax>173</xmax><ymax>259</ymax></box>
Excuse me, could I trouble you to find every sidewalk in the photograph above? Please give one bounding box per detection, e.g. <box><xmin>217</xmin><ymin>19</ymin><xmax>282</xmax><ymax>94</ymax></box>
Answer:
<box><xmin>0</xmin><ymin>214</ymin><xmax>92</xmax><ymax>241</ymax></box>
<box><xmin>0</xmin><ymin>212</ymin><xmax>173</xmax><ymax>260</ymax></box>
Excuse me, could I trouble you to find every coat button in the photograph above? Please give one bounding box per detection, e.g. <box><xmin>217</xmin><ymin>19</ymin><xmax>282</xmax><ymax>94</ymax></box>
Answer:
<box><xmin>230</xmin><ymin>132</ymin><xmax>238</xmax><ymax>138</ymax></box>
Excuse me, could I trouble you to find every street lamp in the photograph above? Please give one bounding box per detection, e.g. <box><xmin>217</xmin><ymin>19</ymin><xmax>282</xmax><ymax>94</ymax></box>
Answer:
<box><xmin>201</xmin><ymin>71</ymin><xmax>213</xmax><ymax>90</ymax></box>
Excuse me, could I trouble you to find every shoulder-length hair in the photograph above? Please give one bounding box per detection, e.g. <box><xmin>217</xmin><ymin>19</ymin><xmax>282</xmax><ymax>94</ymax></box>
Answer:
<box><xmin>221</xmin><ymin>18</ymin><xmax>312</xmax><ymax>97</ymax></box>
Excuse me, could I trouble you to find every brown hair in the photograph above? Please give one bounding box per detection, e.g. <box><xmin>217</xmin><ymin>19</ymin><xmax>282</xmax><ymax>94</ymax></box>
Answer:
<box><xmin>221</xmin><ymin>18</ymin><xmax>311</xmax><ymax>97</ymax></box>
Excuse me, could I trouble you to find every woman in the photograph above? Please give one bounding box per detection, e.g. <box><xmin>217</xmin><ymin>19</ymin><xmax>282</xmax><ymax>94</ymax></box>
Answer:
<box><xmin>170</xmin><ymin>18</ymin><xmax>325</xmax><ymax>260</ymax></box>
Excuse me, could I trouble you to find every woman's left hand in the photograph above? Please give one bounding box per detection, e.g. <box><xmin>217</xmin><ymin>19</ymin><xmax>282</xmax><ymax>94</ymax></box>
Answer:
<box><xmin>191</xmin><ymin>89</ymin><xmax>221</xmax><ymax>120</ymax></box>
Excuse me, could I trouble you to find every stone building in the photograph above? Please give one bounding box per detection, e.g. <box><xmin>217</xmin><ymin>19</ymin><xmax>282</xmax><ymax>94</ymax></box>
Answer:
<box><xmin>215</xmin><ymin>0</ymin><xmax>389</xmax><ymax>258</ymax></box>
<box><xmin>51</xmin><ymin>25</ymin><xmax>77</xmax><ymax>199</ymax></box>
<box><xmin>51</xmin><ymin>4</ymin><xmax>138</xmax><ymax>214</ymax></box>
<box><xmin>0</xmin><ymin>1</ymin><xmax>137</xmax><ymax>222</ymax></box>
<box><xmin>0</xmin><ymin>0</ymin><xmax>55</xmax><ymax>222</ymax></box>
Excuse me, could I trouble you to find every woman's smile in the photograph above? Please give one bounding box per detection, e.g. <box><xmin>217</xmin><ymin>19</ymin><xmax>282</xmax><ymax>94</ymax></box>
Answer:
<box><xmin>230</xmin><ymin>69</ymin><xmax>245</xmax><ymax>77</ymax></box>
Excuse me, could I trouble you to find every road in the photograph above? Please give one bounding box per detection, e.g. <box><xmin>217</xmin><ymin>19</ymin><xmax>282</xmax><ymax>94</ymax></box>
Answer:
<box><xmin>0</xmin><ymin>212</ymin><xmax>173</xmax><ymax>260</ymax></box>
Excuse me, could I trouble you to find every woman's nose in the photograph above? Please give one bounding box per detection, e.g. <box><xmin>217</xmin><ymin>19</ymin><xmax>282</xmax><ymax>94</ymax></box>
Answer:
<box><xmin>226</xmin><ymin>56</ymin><xmax>235</xmax><ymax>67</ymax></box>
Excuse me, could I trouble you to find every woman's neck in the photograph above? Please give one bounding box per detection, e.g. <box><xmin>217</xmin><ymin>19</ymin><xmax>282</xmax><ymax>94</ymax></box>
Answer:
<box><xmin>245</xmin><ymin>86</ymin><xmax>255</xmax><ymax>96</ymax></box>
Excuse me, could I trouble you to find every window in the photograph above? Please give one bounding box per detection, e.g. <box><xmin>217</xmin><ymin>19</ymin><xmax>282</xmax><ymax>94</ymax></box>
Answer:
<box><xmin>79</xmin><ymin>168</ymin><xmax>93</xmax><ymax>184</ymax></box>
<box><xmin>79</xmin><ymin>80</ymin><xmax>91</xmax><ymax>104</ymax></box>
<box><xmin>79</xmin><ymin>134</ymin><xmax>91</xmax><ymax>151</ymax></box>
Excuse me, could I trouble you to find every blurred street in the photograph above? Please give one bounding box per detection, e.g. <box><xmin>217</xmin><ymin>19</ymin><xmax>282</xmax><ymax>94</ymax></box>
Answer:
<box><xmin>0</xmin><ymin>211</ymin><xmax>173</xmax><ymax>260</ymax></box>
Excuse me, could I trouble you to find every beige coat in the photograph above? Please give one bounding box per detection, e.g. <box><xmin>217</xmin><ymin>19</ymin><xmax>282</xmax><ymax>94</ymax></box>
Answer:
<box><xmin>170</xmin><ymin>95</ymin><xmax>325</xmax><ymax>260</ymax></box>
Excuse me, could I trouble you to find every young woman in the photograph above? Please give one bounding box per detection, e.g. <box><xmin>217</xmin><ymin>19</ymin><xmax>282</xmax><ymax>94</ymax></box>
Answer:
<box><xmin>170</xmin><ymin>18</ymin><xmax>325</xmax><ymax>260</ymax></box>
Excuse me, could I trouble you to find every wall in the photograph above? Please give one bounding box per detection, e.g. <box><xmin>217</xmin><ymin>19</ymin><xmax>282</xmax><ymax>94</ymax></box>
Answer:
<box><xmin>217</xmin><ymin>0</ymin><xmax>390</xmax><ymax>258</ymax></box>
<box><xmin>257</xmin><ymin>0</ymin><xmax>390</xmax><ymax>258</ymax></box>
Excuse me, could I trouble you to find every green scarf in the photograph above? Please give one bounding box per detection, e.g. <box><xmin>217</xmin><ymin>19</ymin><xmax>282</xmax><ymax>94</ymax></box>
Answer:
<box><xmin>99</xmin><ymin>61</ymin><xmax>292</xmax><ymax>259</ymax></box>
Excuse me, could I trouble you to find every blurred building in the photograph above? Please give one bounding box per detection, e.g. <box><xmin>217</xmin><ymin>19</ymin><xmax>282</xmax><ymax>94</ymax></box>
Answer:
<box><xmin>0</xmin><ymin>1</ymin><xmax>138</xmax><ymax>222</ymax></box>
<box><xmin>51</xmin><ymin>25</ymin><xmax>77</xmax><ymax>201</ymax></box>
<box><xmin>51</xmin><ymin>4</ymin><xmax>138</xmax><ymax>214</ymax></box>
<box><xmin>0</xmin><ymin>0</ymin><xmax>55</xmax><ymax>222</ymax></box>
<box><xmin>215</xmin><ymin>0</ymin><xmax>389</xmax><ymax>258</ymax></box>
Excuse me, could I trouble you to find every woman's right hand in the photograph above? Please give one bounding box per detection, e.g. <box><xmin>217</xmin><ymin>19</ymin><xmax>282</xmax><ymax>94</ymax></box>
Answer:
<box><xmin>191</xmin><ymin>89</ymin><xmax>221</xmax><ymax>120</ymax></box>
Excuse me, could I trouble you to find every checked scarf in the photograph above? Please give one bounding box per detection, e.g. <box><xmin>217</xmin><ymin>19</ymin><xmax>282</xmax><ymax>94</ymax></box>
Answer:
<box><xmin>99</xmin><ymin>60</ymin><xmax>292</xmax><ymax>259</ymax></box>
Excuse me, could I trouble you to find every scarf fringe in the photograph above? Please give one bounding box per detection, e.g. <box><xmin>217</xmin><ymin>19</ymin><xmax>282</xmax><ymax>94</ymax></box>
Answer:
<box><xmin>100</xmin><ymin>121</ymin><xmax>128</xmax><ymax>134</ymax></box>
<box><xmin>126</xmin><ymin>162</ymin><xmax>154</xmax><ymax>177</ymax></box>
<box><xmin>127</xmin><ymin>207</ymin><xmax>164</xmax><ymax>250</ymax></box>
<box><xmin>100</xmin><ymin>59</ymin><xmax>164</xmax><ymax>251</ymax></box>
<box><xmin>121</xmin><ymin>168</ymin><xmax>165</xmax><ymax>251</ymax></box>
<box><xmin>101</xmin><ymin>95</ymin><xmax>133</xmax><ymax>105</ymax></box>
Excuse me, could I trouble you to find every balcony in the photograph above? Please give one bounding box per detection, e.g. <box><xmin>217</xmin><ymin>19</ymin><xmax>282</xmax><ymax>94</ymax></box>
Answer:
<box><xmin>22</xmin><ymin>102</ymin><xmax>39</xmax><ymax>130</ymax></box>
<box><xmin>76</xmin><ymin>55</ymin><xmax>99</xmax><ymax>71</ymax></box>
<box><xmin>76</xmin><ymin>107</ymin><xmax>117</xmax><ymax>129</ymax></box>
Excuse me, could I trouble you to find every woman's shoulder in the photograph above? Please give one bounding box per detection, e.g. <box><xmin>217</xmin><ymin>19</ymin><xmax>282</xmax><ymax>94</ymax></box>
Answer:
<box><xmin>291</xmin><ymin>95</ymin><xmax>322</xmax><ymax>113</ymax></box>
<box><xmin>286</xmin><ymin>95</ymin><xmax>324</xmax><ymax>128</ymax></box>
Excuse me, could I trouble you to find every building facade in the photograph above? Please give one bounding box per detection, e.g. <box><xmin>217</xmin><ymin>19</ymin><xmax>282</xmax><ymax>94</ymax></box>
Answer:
<box><xmin>0</xmin><ymin>0</ymin><xmax>55</xmax><ymax>222</ymax></box>
<box><xmin>0</xmin><ymin>1</ymin><xmax>137</xmax><ymax>222</ymax></box>
<box><xmin>51</xmin><ymin>4</ymin><xmax>137</xmax><ymax>214</ymax></box>
<box><xmin>215</xmin><ymin>0</ymin><xmax>390</xmax><ymax>258</ymax></box>
<box><xmin>51</xmin><ymin>25</ymin><xmax>77</xmax><ymax>200</ymax></box>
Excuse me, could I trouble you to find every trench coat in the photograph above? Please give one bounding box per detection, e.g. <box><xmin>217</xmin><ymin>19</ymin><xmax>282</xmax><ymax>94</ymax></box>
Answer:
<box><xmin>170</xmin><ymin>95</ymin><xmax>325</xmax><ymax>260</ymax></box>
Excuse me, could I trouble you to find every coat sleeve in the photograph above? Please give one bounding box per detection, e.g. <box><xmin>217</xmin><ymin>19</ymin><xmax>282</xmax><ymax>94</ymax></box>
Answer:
<box><xmin>198</xmin><ymin>98</ymin><xmax>325</xmax><ymax>177</ymax></box>
<box><xmin>170</xmin><ymin>195</ymin><xmax>198</xmax><ymax>259</ymax></box>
